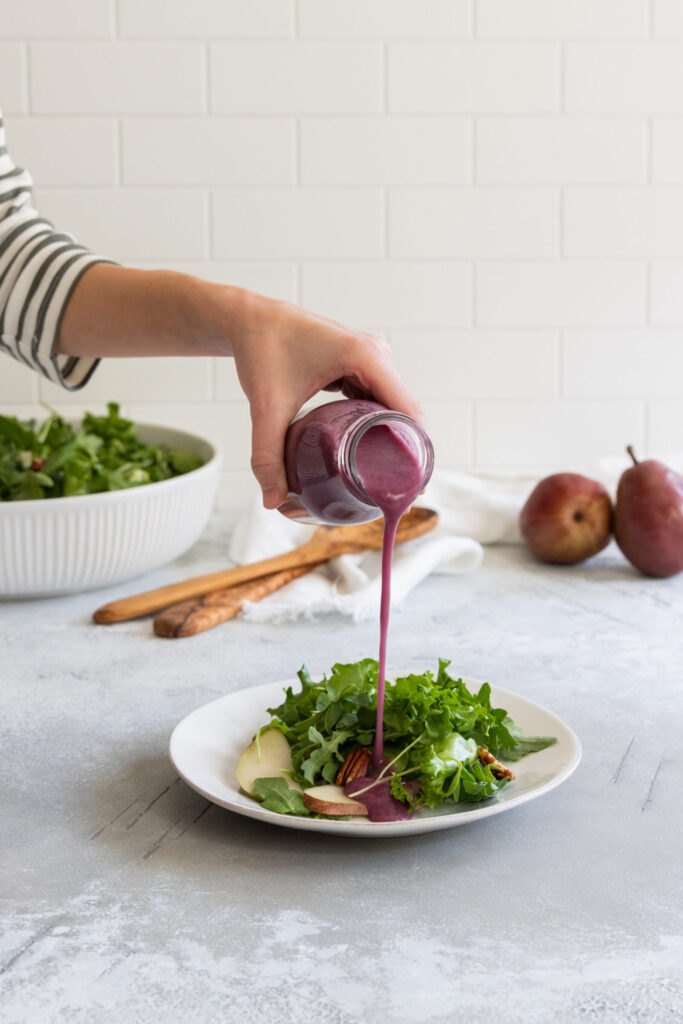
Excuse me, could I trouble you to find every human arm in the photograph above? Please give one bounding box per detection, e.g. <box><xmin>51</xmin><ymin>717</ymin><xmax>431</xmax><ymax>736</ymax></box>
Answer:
<box><xmin>56</xmin><ymin>264</ymin><xmax>423</xmax><ymax>507</ymax></box>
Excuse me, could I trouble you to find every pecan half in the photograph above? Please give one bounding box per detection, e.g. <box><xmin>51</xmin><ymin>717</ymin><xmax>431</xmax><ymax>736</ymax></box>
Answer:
<box><xmin>477</xmin><ymin>746</ymin><xmax>515</xmax><ymax>781</ymax></box>
<box><xmin>336</xmin><ymin>747</ymin><xmax>372</xmax><ymax>786</ymax></box>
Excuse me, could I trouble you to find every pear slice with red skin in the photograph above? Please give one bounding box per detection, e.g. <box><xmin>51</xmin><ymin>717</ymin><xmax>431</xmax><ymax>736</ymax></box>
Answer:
<box><xmin>236</xmin><ymin>728</ymin><xmax>299</xmax><ymax>796</ymax></box>
<box><xmin>303</xmin><ymin>784</ymin><xmax>368</xmax><ymax>816</ymax></box>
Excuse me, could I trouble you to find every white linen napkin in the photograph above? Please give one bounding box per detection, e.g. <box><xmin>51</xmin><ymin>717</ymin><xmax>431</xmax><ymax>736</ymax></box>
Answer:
<box><xmin>228</xmin><ymin>455</ymin><xmax>683</xmax><ymax>623</ymax></box>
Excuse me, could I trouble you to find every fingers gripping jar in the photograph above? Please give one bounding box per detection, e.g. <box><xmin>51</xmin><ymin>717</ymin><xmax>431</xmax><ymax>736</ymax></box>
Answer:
<box><xmin>278</xmin><ymin>399</ymin><xmax>434</xmax><ymax>526</ymax></box>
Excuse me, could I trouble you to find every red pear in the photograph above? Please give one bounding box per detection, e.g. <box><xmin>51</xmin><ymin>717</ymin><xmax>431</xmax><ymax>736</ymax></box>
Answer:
<box><xmin>520</xmin><ymin>473</ymin><xmax>612</xmax><ymax>565</ymax></box>
<box><xmin>614</xmin><ymin>446</ymin><xmax>683</xmax><ymax>578</ymax></box>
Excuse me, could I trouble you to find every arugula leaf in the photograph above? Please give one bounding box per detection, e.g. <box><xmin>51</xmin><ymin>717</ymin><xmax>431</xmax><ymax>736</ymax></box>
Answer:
<box><xmin>300</xmin><ymin>726</ymin><xmax>353</xmax><ymax>784</ymax></box>
<box><xmin>252</xmin><ymin>777</ymin><xmax>310</xmax><ymax>816</ymax></box>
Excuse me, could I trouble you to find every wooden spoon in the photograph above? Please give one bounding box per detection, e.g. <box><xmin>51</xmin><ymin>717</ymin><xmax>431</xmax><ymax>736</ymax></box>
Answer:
<box><xmin>93</xmin><ymin>506</ymin><xmax>438</xmax><ymax>624</ymax></box>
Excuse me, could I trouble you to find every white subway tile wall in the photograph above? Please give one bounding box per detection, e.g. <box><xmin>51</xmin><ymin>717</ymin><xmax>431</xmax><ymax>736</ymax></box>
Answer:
<box><xmin>652</xmin><ymin>119</ymin><xmax>683</xmax><ymax>183</ymax></box>
<box><xmin>7</xmin><ymin>118</ymin><xmax>118</xmax><ymax>185</ymax></box>
<box><xmin>118</xmin><ymin>0</ymin><xmax>294</xmax><ymax>39</ymax></box>
<box><xmin>299</xmin><ymin>117</ymin><xmax>470</xmax><ymax>185</ymax></box>
<box><xmin>212</xmin><ymin>188</ymin><xmax>384</xmax><ymax>259</ymax></box>
<box><xmin>35</xmin><ymin>189</ymin><xmax>208</xmax><ymax>260</ymax></box>
<box><xmin>30</xmin><ymin>43</ymin><xmax>206</xmax><ymax>114</ymax></box>
<box><xmin>122</xmin><ymin>118</ymin><xmax>295</xmax><ymax>186</ymax></box>
<box><xmin>477</xmin><ymin>0</ymin><xmax>649</xmax><ymax>38</ymax></box>
<box><xmin>388</xmin><ymin>187</ymin><xmax>559</xmax><ymax>258</ymax></box>
<box><xmin>0</xmin><ymin>44</ymin><xmax>26</xmax><ymax>113</ymax></box>
<box><xmin>210</xmin><ymin>42</ymin><xmax>383</xmax><ymax>114</ymax></box>
<box><xmin>1</xmin><ymin>0</ymin><xmax>682</xmax><ymax>495</ymax></box>
<box><xmin>565</xmin><ymin>43</ymin><xmax>683</xmax><ymax>113</ymax></box>
<box><xmin>297</xmin><ymin>1</ymin><xmax>471</xmax><ymax>39</ymax></box>
<box><xmin>388</xmin><ymin>42</ymin><xmax>560</xmax><ymax>113</ymax></box>
<box><xmin>300</xmin><ymin>262</ymin><xmax>472</xmax><ymax>327</ymax></box>
<box><xmin>653</xmin><ymin>0</ymin><xmax>683</xmax><ymax>37</ymax></box>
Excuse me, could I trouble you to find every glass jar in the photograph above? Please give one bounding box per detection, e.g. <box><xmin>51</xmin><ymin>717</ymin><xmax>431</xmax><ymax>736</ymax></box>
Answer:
<box><xmin>278</xmin><ymin>399</ymin><xmax>434</xmax><ymax>525</ymax></box>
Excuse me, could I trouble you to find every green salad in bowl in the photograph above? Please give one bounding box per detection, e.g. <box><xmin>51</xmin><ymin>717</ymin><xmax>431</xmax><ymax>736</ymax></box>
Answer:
<box><xmin>0</xmin><ymin>402</ymin><xmax>220</xmax><ymax>597</ymax></box>
<box><xmin>0</xmin><ymin>402</ymin><xmax>204</xmax><ymax>502</ymax></box>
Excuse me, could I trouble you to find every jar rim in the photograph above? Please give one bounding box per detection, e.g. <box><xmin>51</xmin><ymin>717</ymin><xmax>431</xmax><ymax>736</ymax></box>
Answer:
<box><xmin>338</xmin><ymin>410</ymin><xmax>434</xmax><ymax>506</ymax></box>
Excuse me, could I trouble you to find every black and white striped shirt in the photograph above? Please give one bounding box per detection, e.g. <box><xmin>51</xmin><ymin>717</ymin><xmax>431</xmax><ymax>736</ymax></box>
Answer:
<box><xmin>0</xmin><ymin>107</ymin><xmax>107</xmax><ymax>390</ymax></box>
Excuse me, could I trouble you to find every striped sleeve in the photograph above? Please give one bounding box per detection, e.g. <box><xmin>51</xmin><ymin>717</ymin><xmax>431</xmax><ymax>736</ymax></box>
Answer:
<box><xmin>0</xmin><ymin>109</ymin><xmax>112</xmax><ymax>390</ymax></box>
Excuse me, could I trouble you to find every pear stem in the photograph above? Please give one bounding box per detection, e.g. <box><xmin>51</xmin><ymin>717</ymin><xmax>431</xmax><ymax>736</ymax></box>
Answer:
<box><xmin>626</xmin><ymin>445</ymin><xmax>639</xmax><ymax>466</ymax></box>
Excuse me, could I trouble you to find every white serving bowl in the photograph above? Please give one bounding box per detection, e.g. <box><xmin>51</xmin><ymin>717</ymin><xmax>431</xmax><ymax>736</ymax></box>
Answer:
<box><xmin>0</xmin><ymin>423</ymin><xmax>222</xmax><ymax>598</ymax></box>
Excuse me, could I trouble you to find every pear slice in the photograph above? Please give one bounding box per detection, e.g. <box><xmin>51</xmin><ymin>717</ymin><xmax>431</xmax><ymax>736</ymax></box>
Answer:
<box><xmin>302</xmin><ymin>784</ymin><xmax>368</xmax><ymax>816</ymax></box>
<box><xmin>236</xmin><ymin>728</ymin><xmax>297</xmax><ymax>796</ymax></box>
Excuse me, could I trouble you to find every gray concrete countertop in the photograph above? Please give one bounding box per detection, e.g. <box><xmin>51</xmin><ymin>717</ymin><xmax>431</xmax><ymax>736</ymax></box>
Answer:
<box><xmin>2</xmin><ymin>507</ymin><xmax>683</xmax><ymax>1023</ymax></box>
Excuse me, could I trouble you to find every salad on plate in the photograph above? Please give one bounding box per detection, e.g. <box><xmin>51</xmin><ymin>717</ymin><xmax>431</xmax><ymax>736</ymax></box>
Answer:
<box><xmin>236</xmin><ymin>658</ymin><xmax>557</xmax><ymax>823</ymax></box>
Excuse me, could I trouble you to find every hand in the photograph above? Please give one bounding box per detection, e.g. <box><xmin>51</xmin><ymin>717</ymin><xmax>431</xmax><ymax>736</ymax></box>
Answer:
<box><xmin>225</xmin><ymin>291</ymin><xmax>424</xmax><ymax>509</ymax></box>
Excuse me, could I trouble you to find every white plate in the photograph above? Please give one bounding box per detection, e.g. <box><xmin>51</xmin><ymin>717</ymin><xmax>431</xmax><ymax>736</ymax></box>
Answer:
<box><xmin>169</xmin><ymin>678</ymin><xmax>581</xmax><ymax>838</ymax></box>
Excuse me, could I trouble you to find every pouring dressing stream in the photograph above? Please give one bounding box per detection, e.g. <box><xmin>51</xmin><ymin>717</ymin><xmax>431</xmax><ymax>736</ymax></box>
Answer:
<box><xmin>352</xmin><ymin>421</ymin><xmax>428</xmax><ymax>764</ymax></box>
<box><xmin>280</xmin><ymin>399</ymin><xmax>434</xmax><ymax>816</ymax></box>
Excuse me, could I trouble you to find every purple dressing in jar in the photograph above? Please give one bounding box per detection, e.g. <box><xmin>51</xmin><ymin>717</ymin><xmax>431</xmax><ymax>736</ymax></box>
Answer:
<box><xmin>279</xmin><ymin>400</ymin><xmax>433</xmax><ymax>527</ymax></box>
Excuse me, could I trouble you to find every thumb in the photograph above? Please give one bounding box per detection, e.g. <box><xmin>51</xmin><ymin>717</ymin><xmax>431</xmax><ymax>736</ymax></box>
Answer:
<box><xmin>250</xmin><ymin>405</ymin><xmax>290</xmax><ymax>509</ymax></box>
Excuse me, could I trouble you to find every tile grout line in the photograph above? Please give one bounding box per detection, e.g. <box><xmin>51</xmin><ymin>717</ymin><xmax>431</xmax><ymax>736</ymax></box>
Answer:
<box><xmin>116</xmin><ymin>116</ymin><xmax>123</xmax><ymax>186</ymax></box>
<box><xmin>203</xmin><ymin>41</ymin><xmax>210</xmax><ymax>114</ymax></box>
<box><xmin>23</xmin><ymin>42</ymin><xmax>32</xmax><ymax>115</ymax></box>
<box><xmin>293</xmin><ymin>117</ymin><xmax>300</xmax><ymax>186</ymax></box>
<box><xmin>470</xmin><ymin>115</ymin><xmax>477</xmax><ymax>185</ymax></box>
<box><xmin>557</xmin><ymin>331</ymin><xmax>564</xmax><ymax>399</ymax></box>
<box><xmin>558</xmin><ymin>38</ymin><xmax>566</xmax><ymax>273</ymax></box>
<box><xmin>295</xmin><ymin>261</ymin><xmax>302</xmax><ymax>306</ymax></box>
<box><xmin>206</xmin><ymin>187</ymin><xmax>213</xmax><ymax>262</ymax></box>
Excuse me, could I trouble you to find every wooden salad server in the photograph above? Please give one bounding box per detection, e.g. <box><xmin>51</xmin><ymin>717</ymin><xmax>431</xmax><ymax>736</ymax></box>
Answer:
<box><xmin>153</xmin><ymin>564</ymin><xmax>312</xmax><ymax>638</ymax></box>
<box><xmin>93</xmin><ymin>506</ymin><xmax>438</xmax><ymax>625</ymax></box>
